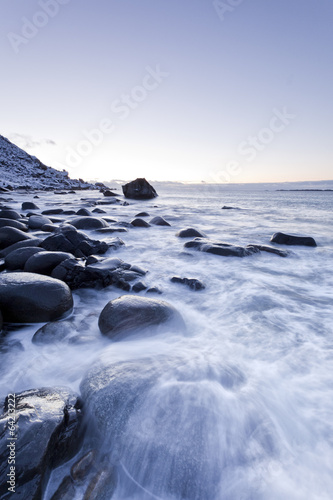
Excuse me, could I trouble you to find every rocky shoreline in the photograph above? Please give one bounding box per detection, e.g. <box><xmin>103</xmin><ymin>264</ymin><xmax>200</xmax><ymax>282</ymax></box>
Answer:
<box><xmin>0</xmin><ymin>181</ymin><xmax>319</xmax><ymax>500</ymax></box>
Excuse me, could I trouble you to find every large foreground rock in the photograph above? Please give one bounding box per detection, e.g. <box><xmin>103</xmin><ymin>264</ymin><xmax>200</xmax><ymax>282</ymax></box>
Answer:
<box><xmin>0</xmin><ymin>272</ymin><xmax>73</xmax><ymax>322</ymax></box>
<box><xmin>270</xmin><ymin>232</ymin><xmax>317</xmax><ymax>247</ymax></box>
<box><xmin>184</xmin><ymin>238</ymin><xmax>259</xmax><ymax>257</ymax></box>
<box><xmin>122</xmin><ymin>178</ymin><xmax>157</xmax><ymax>200</ymax></box>
<box><xmin>98</xmin><ymin>295</ymin><xmax>184</xmax><ymax>339</ymax></box>
<box><xmin>0</xmin><ymin>388</ymin><xmax>82</xmax><ymax>500</ymax></box>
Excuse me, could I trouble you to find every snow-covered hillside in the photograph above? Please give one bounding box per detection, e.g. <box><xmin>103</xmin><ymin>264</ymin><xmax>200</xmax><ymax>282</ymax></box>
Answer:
<box><xmin>0</xmin><ymin>135</ymin><xmax>97</xmax><ymax>191</ymax></box>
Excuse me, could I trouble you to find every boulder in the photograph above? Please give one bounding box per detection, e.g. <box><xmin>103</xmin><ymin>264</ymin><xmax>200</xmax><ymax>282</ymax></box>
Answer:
<box><xmin>4</xmin><ymin>246</ymin><xmax>44</xmax><ymax>270</ymax></box>
<box><xmin>131</xmin><ymin>218</ymin><xmax>150</xmax><ymax>228</ymax></box>
<box><xmin>76</xmin><ymin>208</ymin><xmax>91</xmax><ymax>216</ymax></box>
<box><xmin>28</xmin><ymin>215</ymin><xmax>52</xmax><ymax>229</ymax></box>
<box><xmin>0</xmin><ymin>218</ymin><xmax>28</xmax><ymax>231</ymax></box>
<box><xmin>176</xmin><ymin>228</ymin><xmax>206</xmax><ymax>238</ymax></box>
<box><xmin>0</xmin><ymin>238</ymin><xmax>43</xmax><ymax>258</ymax></box>
<box><xmin>0</xmin><ymin>227</ymin><xmax>33</xmax><ymax>250</ymax></box>
<box><xmin>24</xmin><ymin>251</ymin><xmax>75</xmax><ymax>275</ymax></box>
<box><xmin>149</xmin><ymin>216</ymin><xmax>171</xmax><ymax>226</ymax></box>
<box><xmin>0</xmin><ymin>272</ymin><xmax>73</xmax><ymax>323</ymax></box>
<box><xmin>40</xmin><ymin>226</ymin><xmax>110</xmax><ymax>258</ymax></box>
<box><xmin>69</xmin><ymin>217</ymin><xmax>109</xmax><ymax>230</ymax></box>
<box><xmin>92</xmin><ymin>208</ymin><xmax>107</xmax><ymax>214</ymax></box>
<box><xmin>32</xmin><ymin>320</ymin><xmax>76</xmax><ymax>345</ymax></box>
<box><xmin>122</xmin><ymin>178</ymin><xmax>157</xmax><ymax>200</ymax></box>
<box><xmin>270</xmin><ymin>232</ymin><xmax>317</xmax><ymax>247</ymax></box>
<box><xmin>184</xmin><ymin>238</ymin><xmax>259</xmax><ymax>257</ymax></box>
<box><xmin>135</xmin><ymin>212</ymin><xmax>149</xmax><ymax>217</ymax></box>
<box><xmin>42</xmin><ymin>208</ymin><xmax>64</xmax><ymax>215</ymax></box>
<box><xmin>170</xmin><ymin>276</ymin><xmax>205</xmax><ymax>291</ymax></box>
<box><xmin>103</xmin><ymin>190</ymin><xmax>117</xmax><ymax>197</ymax></box>
<box><xmin>98</xmin><ymin>295</ymin><xmax>184</xmax><ymax>339</ymax></box>
<box><xmin>132</xmin><ymin>281</ymin><xmax>148</xmax><ymax>292</ymax></box>
<box><xmin>247</xmin><ymin>244</ymin><xmax>289</xmax><ymax>257</ymax></box>
<box><xmin>22</xmin><ymin>201</ymin><xmax>40</xmax><ymax>210</ymax></box>
<box><xmin>0</xmin><ymin>209</ymin><xmax>21</xmax><ymax>220</ymax></box>
<box><xmin>0</xmin><ymin>388</ymin><xmax>82</xmax><ymax>500</ymax></box>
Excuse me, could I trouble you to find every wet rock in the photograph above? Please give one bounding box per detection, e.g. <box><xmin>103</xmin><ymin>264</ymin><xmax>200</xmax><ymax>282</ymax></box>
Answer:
<box><xmin>83</xmin><ymin>467</ymin><xmax>117</xmax><ymax>500</ymax></box>
<box><xmin>0</xmin><ymin>238</ymin><xmax>43</xmax><ymax>258</ymax></box>
<box><xmin>98</xmin><ymin>295</ymin><xmax>183</xmax><ymax>338</ymax></box>
<box><xmin>103</xmin><ymin>190</ymin><xmax>117</xmax><ymax>197</ymax></box>
<box><xmin>270</xmin><ymin>232</ymin><xmax>317</xmax><ymax>247</ymax></box>
<box><xmin>149</xmin><ymin>216</ymin><xmax>171</xmax><ymax>226</ymax></box>
<box><xmin>247</xmin><ymin>244</ymin><xmax>290</xmax><ymax>257</ymax></box>
<box><xmin>50</xmin><ymin>476</ymin><xmax>75</xmax><ymax>500</ymax></box>
<box><xmin>146</xmin><ymin>286</ymin><xmax>163</xmax><ymax>294</ymax></box>
<box><xmin>122</xmin><ymin>178</ymin><xmax>157</xmax><ymax>200</ymax></box>
<box><xmin>71</xmin><ymin>450</ymin><xmax>96</xmax><ymax>482</ymax></box>
<box><xmin>33</xmin><ymin>320</ymin><xmax>76</xmax><ymax>345</ymax></box>
<box><xmin>135</xmin><ymin>211</ymin><xmax>149</xmax><ymax>217</ymax></box>
<box><xmin>4</xmin><ymin>246</ymin><xmax>44</xmax><ymax>270</ymax></box>
<box><xmin>42</xmin><ymin>208</ymin><xmax>64</xmax><ymax>215</ymax></box>
<box><xmin>40</xmin><ymin>226</ymin><xmax>110</xmax><ymax>258</ymax></box>
<box><xmin>132</xmin><ymin>281</ymin><xmax>148</xmax><ymax>292</ymax></box>
<box><xmin>28</xmin><ymin>214</ymin><xmax>52</xmax><ymax>229</ymax></box>
<box><xmin>0</xmin><ymin>388</ymin><xmax>82</xmax><ymax>500</ymax></box>
<box><xmin>131</xmin><ymin>218</ymin><xmax>150</xmax><ymax>228</ymax></box>
<box><xmin>0</xmin><ymin>272</ymin><xmax>73</xmax><ymax>323</ymax></box>
<box><xmin>0</xmin><ymin>209</ymin><xmax>21</xmax><ymax>220</ymax></box>
<box><xmin>76</xmin><ymin>208</ymin><xmax>91</xmax><ymax>216</ymax></box>
<box><xmin>24</xmin><ymin>251</ymin><xmax>75</xmax><ymax>276</ymax></box>
<box><xmin>95</xmin><ymin>227</ymin><xmax>127</xmax><ymax>233</ymax></box>
<box><xmin>170</xmin><ymin>276</ymin><xmax>206</xmax><ymax>291</ymax></box>
<box><xmin>184</xmin><ymin>238</ymin><xmax>259</xmax><ymax>257</ymax></box>
<box><xmin>176</xmin><ymin>228</ymin><xmax>206</xmax><ymax>238</ymax></box>
<box><xmin>0</xmin><ymin>226</ymin><xmax>33</xmax><ymax>250</ymax></box>
<box><xmin>0</xmin><ymin>218</ymin><xmax>28</xmax><ymax>231</ymax></box>
<box><xmin>41</xmin><ymin>223</ymin><xmax>57</xmax><ymax>232</ymax></box>
<box><xmin>70</xmin><ymin>217</ymin><xmax>109</xmax><ymax>230</ymax></box>
<box><xmin>221</xmin><ymin>205</ymin><xmax>238</xmax><ymax>209</ymax></box>
<box><xmin>22</xmin><ymin>201</ymin><xmax>40</xmax><ymax>210</ymax></box>
<box><xmin>92</xmin><ymin>208</ymin><xmax>106</xmax><ymax>214</ymax></box>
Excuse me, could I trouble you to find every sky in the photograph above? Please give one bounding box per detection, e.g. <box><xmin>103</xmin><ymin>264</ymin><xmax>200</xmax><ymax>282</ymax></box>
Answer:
<box><xmin>1</xmin><ymin>0</ymin><xmax>332</xmax><ymax>183</ymax></box>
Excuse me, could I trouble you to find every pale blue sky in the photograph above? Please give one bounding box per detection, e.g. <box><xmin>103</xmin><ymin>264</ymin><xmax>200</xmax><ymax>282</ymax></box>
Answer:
<box><xmin>1</xmin><ymin>0</ymin><xmax>332</xmax><ymax>182</ymax></box>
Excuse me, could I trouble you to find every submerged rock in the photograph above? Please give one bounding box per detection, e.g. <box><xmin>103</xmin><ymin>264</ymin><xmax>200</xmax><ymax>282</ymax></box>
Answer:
<box><xmin>122</xmin><ymin>178</ymin><xmax>157</xmax><ymax>200</ymax></box>
<box><xmin>184</xmin><ymin>238</ymin><xmax>259</xmax><ymax>257</ymax></box>
<box><xmin>0</xmin><ymin>272</ymin><xmax>73</xmax><ymax>323</ymax></box>
<box><xmin>176</xmin><ymin>228</ymin><xmax>206</xmax><ymax>238</ymax></box>
<box><xmin>98</xmin><ymin>295</ymin><xmax>184</xmax><ymax>339</ymax></box>
<box><xmin>0</xmin><ymin>388</ymin><xmax>82</xmax><ymax>500</ymax></box>
<box><xmin>170</xmin><ymin>276</ymin><xmax>206</xmax><ymax>291</ymax></box>
<box><xmin>270</xmin><ymin>232</ymin><xmax>317</xmax><ymax>247</ymax></box>
<box><xmin>83</xmin><ymin>467</ymin><xmax>117</xmax><ymax>500</ymax></box>
<box><xmin>247</xmin><ymin>244</ymin><xmax>290</xmax><ymax>257</ymax></box>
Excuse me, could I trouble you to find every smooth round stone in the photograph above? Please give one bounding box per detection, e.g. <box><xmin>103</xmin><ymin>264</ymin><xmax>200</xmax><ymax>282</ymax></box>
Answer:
<box><xmin>28</xmin><ymin>215</ymin><xmax>52</xmax><ymax>229</ymax></box>
<box><xmin>0</xmin><ymin>272</ymin><xmax>73</xmax><ymax>323</ymax></box>
<box><xmin>0</xmin><ymin>209</ymin><xmax>21</xmax><ymax>220</ymax></box>
<box><xmin>176</xmin><ymin>228</ymin><xmax>206</xmax><ymax>238</ymax></box>
<box><xmin>24</xmin><ymin>251</ymin><xmax>75</xmax><ymax>275</ymax></box>
<box><xmin>0</xmin><ymin>227</ymin><xmax>33</xmax><ymax>250</ymax></box>
<box><xmin>22</xmin><ymin>202</ymin><xmax>40</xmax><ymax>210</ymax></box>
<box><xmin>70</xmin><ymin>217</ymin><xmax>109</xmax><ymax>229</ymax></box>
<box><xmin>149</xmin><ymin>216</ymin><xmax>171</xmax><ymax>226</ymax></box>
<box><xmin>0</xmin><ymin>218</ymin><xmax>28</xmax><ymax>231</ymax></box>
<box><xmin>5</xmin><ymin>246</ymin><xmax>44</xmax><ymax>270</ymax></box>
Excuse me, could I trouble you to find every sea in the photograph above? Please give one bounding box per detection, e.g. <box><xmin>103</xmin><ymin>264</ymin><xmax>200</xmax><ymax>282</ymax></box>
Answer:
<box><xmin>1</xmin><ymin>183</ymin><xmax>332</xmax><ymax>500</ymax></box>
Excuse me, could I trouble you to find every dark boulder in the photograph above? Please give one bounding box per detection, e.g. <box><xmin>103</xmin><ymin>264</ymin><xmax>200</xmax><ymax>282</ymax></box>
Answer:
<box><xmin>98</xmin><ymin>295</ymin><xmax>184</xmax><ymax>339</ymax></box>
<box><xmin>170</xmin><ymin>276</ymin><xmax>206</xmax><ymax>291</ymax></box>
<box><xmin>0</xmin><ymin>238</ymin><xmax>43</xmax><ymax>258</ymax></box>
<box><xmin>28</xmin><ymin>215</ymin><xmax>52</xmax><ymax>229</ymax></box>
<box><xmin>247</xmin><ymin>244</ymin><xmax>289</xmax><ymax>257</ymax></box>
<box><xmin>95</xmin><ymin>227</ymin><xmax>127</xmax><ymax>233</ymax></box>
<box><xmin>76</xmin><ymin>208</ymin><xmax>91</xmax><ymax>216</ymax></box>
<box><xmin>24</xmin><ymin>251</ymin><xmax>75</xmax><ymax>275</ymax></box>
<box><xmin>184</xmin><ymin>238</ymin><xmax>259</xmax><ymax>257</ymax></box>
<box><xmin>42</xmin><ymin>208</ymin><xmax>64</xmax><ymax>215</ymax></box>
<box><xmin>132</xmin><ymin>281</ymin><xmax>148</xmax><ymax>292</ymax></box>
<box><xmin>70</xmin><ymin>217</ymin><xmax>109</xmax><ymax>230</ymax></box>
<box><xmin>122</xmin><ymin>178</ymin><xmax>157</xmax><ymax>200</ymax></box>
<box><xmin>0</xmin><ymin>209</ymin><xmax>21</xmax><ymax>220</ymax></box>
<box><xmin>103</xmin><ymin>190</ymin><xmax>117</xmax><ymax>197</ymax></box>
<box><xmin>270</xmin><ymin>232</ymin><xmax>317</xmax><ymax>247</ymax></box>
<box><xmin>22</xmin><ymin>201</ymin><xmax>40</xmax><ymax>210</ymax></box>
<box><xmin>176</xmin><ymin>228</ymin><xmax>206</xmax><ymax>238</ymax></box>
<box><xmin>0</xmin><ymin>227</ymin><xmax>33</xmax><ymax>250</ymax></box>
<box><xmin>0</xmin><ymin>388</ymin><xmax>82</xmax><ymax>500</ymax></box>
<box><xmin>0</xmin><ymin>218</ymin><xmax>28</xmax><ymax>231</ymax></box>
<box><xmin>4</xmin><ymin>246</ymin><xmax>44</xmax><ymax>270</ymax></box>
<box><xmin>131</xmin><ymin>218</ymin><xmax>150</xmax><ymax>228</ymax></box>
<box><xmin>135</xmin><ymin>212</ymin><xmax>149</xmax><ymax>217</ymax></box>
<box><xmin>149</xmin><ymin>216</ymin><xmax>171</xmax><ymax>226</ymax></box>
<box><xmin>0</xmin><ymin>272</ymin><xmax>73</xmax><ymax>323</ymax></box>
<box><xmin>40</xmin><ymin>226</ymin><xmax>111</xmax><ymax>258</ymax></box>
<box><xmin>92</xmin><ymin>208</ymin><xmax>107</xmax><ymax>214</ymax></box>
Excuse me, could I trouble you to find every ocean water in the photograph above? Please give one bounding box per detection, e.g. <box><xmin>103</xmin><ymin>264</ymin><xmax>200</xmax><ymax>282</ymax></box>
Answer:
<box><xmin>1</xmin><ymin>184</ymin><xmax>333</xmax><ymax>500</ymax></box>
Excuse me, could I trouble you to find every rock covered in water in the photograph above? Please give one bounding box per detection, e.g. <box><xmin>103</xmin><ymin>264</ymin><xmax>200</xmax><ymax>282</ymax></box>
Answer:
<box><xmin>0</xmin><ymin>272</ymin><xmax>73</xmax><ymax>323</ymax></box>
<box><xmin>122</xmin><ymin>178</ymin><xmax>157</xmax><ymax>200</ymax></box>
<box><xmin>184</xmin><ymin>238</ymin><xmax>259</xmax><ymax>257</ymax></box>
<box><xmin>0</xmin><ymin>388</ymin><xmax>82</xmax><ymax>500</ymax></box>
<box><xmin>170</xmin><ymin>276</ymin><xmax>206</xmax><ymax>290</ymax></box>
<box><xmin>176</xmin><ymin>228</ymin><xmax>206</xmax><ymax>238</ymax></box>
<box><xmin>270</xmin><ymin>232</ymin><xmax>317</xmax><ymax>247</ymax></box>
<box><xmin>247</xmin><ymin>244</ymin><xmax>290</xmax><ymax>257</ymax></box>
<box><xmin>98</xmin><ymin>295</ymin><xmax>184</xmax><ymax>339</ymax></box>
